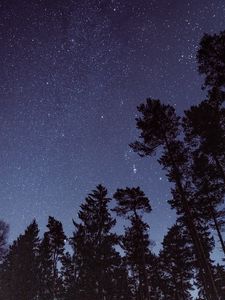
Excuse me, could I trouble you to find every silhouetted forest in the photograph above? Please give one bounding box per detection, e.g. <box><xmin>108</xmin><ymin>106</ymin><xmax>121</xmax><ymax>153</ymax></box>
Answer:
<box><xmin>1</xmin><ymin>30</ymin><xmax>225</xmax><ymax>300</ymax></box>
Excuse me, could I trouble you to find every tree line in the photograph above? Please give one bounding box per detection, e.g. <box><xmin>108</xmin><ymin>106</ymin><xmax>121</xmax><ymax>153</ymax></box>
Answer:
<box><xmin>1</xmin><ymin>29</ymin><xmax>225</xmax><ymax>300</ymax></box>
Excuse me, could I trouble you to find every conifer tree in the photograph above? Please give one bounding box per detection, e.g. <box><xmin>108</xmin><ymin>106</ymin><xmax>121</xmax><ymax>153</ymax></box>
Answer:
<box><xmin>123</xmin><ymin>216</ymin><xmax>152</xmax><ymax>300</ymax></box>
<box><xmin>0</xmin><ymin>220</ymin><xmax>40</xmax><ymax>300</ymax></box>
<box><xmin>71</xmin><ymin>184</ymin><xmax>123</xmax><ymax>300</ymax></box>
<box><xmin>38</xmin><ymin>234</ymin><xmax>55</xmax><ymax>299</ymax></box>
<box><xmin>60</xmin><ymin>251</ymin><xmax>77</xmax><ymax>300</ymax></box>
<box><xmin>183</xmin><ymin>88</ymin><xmax>225</xmax><ymax>182</ymax></box>
<box><xmin>113</xmin><ymin>187</ymin><xmax>153</xmax><ymax>300</ymax></box>
<box><xmin>191</xmin><ymin>152</ymin><xmax>225</xmax><ymax>255</ymax></box>
<box><xmin>110</xmin><ymin>258</ymin><xmax>132</xmax><ymax>300</ymax></box>
<box><xmin>130</xmin><ymin>99</ymin><xmax>219</xmax><ymax>300</ymax></box>
<box><xmin>183</xmin><ymin>90</ymin><xmax>225</xmax><ymax>255</ymax></box>
<box><xmin>159</xmin><ymin>223</ymin><xmax>194</xmax><ymax>300</ymax></box>
<box><xmin>213</xmin><ymin>264</ymin><xmax>225</xmax><ymax>299</ymax></box>
<box><xmin>197</xmin><ymin>30</ymin><xmax>225</xmax><ymax>89</ymax></box>
<box><xmin>38</xmin><ymin>216</ymin><xmax>66</xmax><ymax>300</ymax></box>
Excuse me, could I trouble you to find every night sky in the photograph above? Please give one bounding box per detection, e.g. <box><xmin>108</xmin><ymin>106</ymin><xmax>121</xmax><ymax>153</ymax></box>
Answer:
<box><xmin>1</xmin><ymin>0</ymin><xmax>225</xmax><ymax>252</ymax></box>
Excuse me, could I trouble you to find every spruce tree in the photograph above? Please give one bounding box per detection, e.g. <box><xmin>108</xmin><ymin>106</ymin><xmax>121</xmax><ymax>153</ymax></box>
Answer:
<box><xmin>159</xmin><ymin>223</ymin><xmax>194</xmax><ymax>300</ymax></box>
<box><xmin>38</xmin><ymin>234</ymin><xmax>55</xmax><ymax>299</ymax></box>
<box><xmin>110</xmin><ymin>258</ymin><xmax>132</xmax><ymax>300</ymax></box>
<box><xmin>113</xmin><ymin>187</ymin><xmax>153</xmax><ymax>300</ymax></box>
<box><xmin>71</xmin><ymin>184</ymin><xmax>122</xmax><ymax>300</ymax></box>
<box><xmin>38</xmin><ymin>216</ymin><xmax>66</xmax><ymax>300</ymax></box>
<box><xmin>0</xmin><ymin>220</ymin><xmax>40</xmax><ymax>300</ymax></box>
<box><xmin>60</xmin><ymin>251</ymin><xmax>75</xmax><ymax>298</ymax></box>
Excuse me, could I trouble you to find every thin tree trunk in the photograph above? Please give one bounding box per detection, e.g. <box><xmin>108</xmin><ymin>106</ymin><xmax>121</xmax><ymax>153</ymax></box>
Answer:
<box><xmin>213</xmin><ymin>154</ymin><xmax>225</xmax><ymax>184</ymax></box>
<box><xmin>180</xmin><ymin>276</ymin><xmax>186</xmax><ymax>300</ymax></box>
<box><xmin>211</xmin><ymin>155</ymin><xmax>225</xmax><ymax>253</ymax></box>
<box><xmin>140</xmin><ymin>224</ymin><xmax>150</xmax><ymax>300</ymax></box>
<box><xmin>210</xmin><ymin>204</ymin><xmax>225</xmax><ymax>255</ymax></box>
<box><xmin>133</xmin><ymin>212</ymin><xmax>149</xmax><ymax>300</ymax></box>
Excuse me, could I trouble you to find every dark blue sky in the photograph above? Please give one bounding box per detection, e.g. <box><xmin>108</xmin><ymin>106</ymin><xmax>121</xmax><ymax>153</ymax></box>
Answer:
<box><xmin>1</xmin><ymin>0</ymin><xmax>225</xmax><ymax>253</ymax></box>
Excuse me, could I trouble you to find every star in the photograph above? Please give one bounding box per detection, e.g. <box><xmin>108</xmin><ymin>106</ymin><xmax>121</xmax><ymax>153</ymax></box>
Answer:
<box><xmin>133</xmin><ymin>164</ymin><xmax>137</xmax><ymax>174</ymax></box>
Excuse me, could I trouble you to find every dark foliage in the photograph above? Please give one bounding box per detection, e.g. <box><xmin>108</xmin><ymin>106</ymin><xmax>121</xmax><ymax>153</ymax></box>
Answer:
<box><xmin>70</xmin><ymin>184</ymin><xmax>128</xmax><ymax>300</ymax></box>
<box><xmin>0</xmin><ymin>220</ymin><xmax>40</xmax><ymax>300</ymax></box>
<box><xmin>38</xmin><ymin>216</ymin><xmax>66</xmax><ymax>300</ymax></box>
<box><xmin>131</xmin><ymin>98</ymin><xmax>220</xmax><ymax>300</ymax></box>
<box><xmin>198</xmin><ymin>31</ymin><xmax>225</xmax><ymax>89</ymax></box>
<box><xmin>159</xmin><ymin>222</ymin><xmax>194</xmax><ymax>300</ymax></box>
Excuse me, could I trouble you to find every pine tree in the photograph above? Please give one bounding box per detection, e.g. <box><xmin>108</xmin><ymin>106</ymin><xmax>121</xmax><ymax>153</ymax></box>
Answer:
<box><xmin>0</xmin><ymin>220</ymin><xmax>40</xmax><ymax>300</ymax></box>
<box><xmin>130</xmin><ymin>99</ymin><xmax>219</xmax><ymax>300</ymax></box>
<box><xmin>38</xmin><ymin>216</ymin><xmax>66</xmax><ymax>300</ymax></box>
<box><xmin>191</xmin><ymin>152</ymin><xmax>225</xmax><ymax>255</ymax></box>
<box><xmin>183</xmin><ymin>88</ymin><xmax>225</xmax><ymax>183</ymax></box>
<box><xmin>113</xmin><ymin>187</ymin><xmax>153</xmax><ymax>300</ymax></box>
<box><xmin>196</xmin><ymin>264</ymin><xmax>225</xmax><ymax>300</ymax></box>
<box><xmin>60</xmin><ymin>251</ymin><xmax>77</xmax><ymax>300</ymax></box>
<box><xmin>113</xmin><ymin>187</ymin><xmax>151</xmax><ymax>218</ymax></box>
<box><xmin>110</xmin><ymin>258</ymin><xmax>132</xmax><ymax>300</ymax></box>
<box><xmin>183</xmin><ymin>90</ymin><xmax>225</xmax><ymax>255</ymax></box>
<box><xmin>213</xmin><ymin>264</ymin><xmax>225</xmax><ymax>299</ymax></box>
<box><xmin>144</xmin><ymin>253</ymin><xmax>164</xmax><ymax>300</ymax></box>
<box><xmin>38</xmin><ymin>234</ymin><xmax>55</xmax><ymax>299</ymax></box>
<box><xmin>159</xmin><ymin>223</ymin><xmax>194</xmax><ymax>300</ymax></box>
<box><xmin>197</xmin><ymin>30</ymin><xmax>225</xmax><ymax>89</ymax></box>
<box><xmin>71</xmin><ymin>184</ymin><xmax>123</xmax><ymax>300</ymax></box>
<box><xmin>123</xmin><ymin>216</ymin><xmax>152</xmax><ymax>300</ymax></box>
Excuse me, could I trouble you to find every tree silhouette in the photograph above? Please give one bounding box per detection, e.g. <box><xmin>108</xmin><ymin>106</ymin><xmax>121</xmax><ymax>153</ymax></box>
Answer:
<box><xmin>130</xmin><ymin>99</ymin><xmax>219</xmax><ymax>300</ymax></box>
<box><xmin>38</xmin><ymin>234</ymin><xmax>55</xmax><ymax>299</ymax></box>
<box><xmin>113</xmin><ymin>187</ymin><xmax>151</xmax><ymax>218</ymax></box>
<box><xmin>71</xmin><ymin>184</ymin><xmax>123</xmax><ymax>300</ymax></box>
<box><xmin>159</xmin><ymin>222</ymin><xmax>194</xmax><ymax>300</ymax></box>
<box><xmin>183</xmin><ymin>90</ymin><xmax>225</xmax><ymax>255</ymax></box>
<box><xmin>197</xmin><ymin>30</ymin><xmax>225</xmax><ymax>89</ymax></box>
<box><xmin>38</xmin><ymin>216</ymin><xmax>66</xmax><ymax>300</ymax></box>
<box><xmin>0</xmin><ymin>220</ymin><xmax>40</xmax><ymax>300</ymax></box>
<box><xmin>183</xmin><ymin>88</ymin><xmax>225</xmax><ymax>182</ymax></box>
<box><xmin>213</xmin><ymin>264</ymin><xmax>225</xmax><ymax>299</ymax></box>
<box><xmin>113</xmin><ymin>187</ymin><xmax>153</xmax><ymax>300</ymax></box>
<box><xmin>191</xmin><ymin>152</ymin><xmax>225</xmax><ymax>255</ymax></box>
<box><xmin>60</xmin><ymin>251</ymin><xmax>77</xmax><ymax>299</ymax></box>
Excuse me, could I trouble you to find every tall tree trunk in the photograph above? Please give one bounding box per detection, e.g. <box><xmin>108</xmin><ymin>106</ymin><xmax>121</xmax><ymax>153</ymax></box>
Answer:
<box><xmin>165</xmin><ymin>141</ymin><xmax>219</xmax><ymax>300</ymax></box>
<box><xmin>176</xmin><ymin>180</ymin><xmax>218</xmax><ymax>300</ymax></box>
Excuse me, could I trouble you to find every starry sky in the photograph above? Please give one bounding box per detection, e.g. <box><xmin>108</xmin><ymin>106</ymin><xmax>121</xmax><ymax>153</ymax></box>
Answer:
<box><xmin>1</xmin><ymin>0</ymin><xmax>225</xmax><ymax>252</ymax></box>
